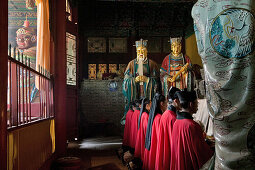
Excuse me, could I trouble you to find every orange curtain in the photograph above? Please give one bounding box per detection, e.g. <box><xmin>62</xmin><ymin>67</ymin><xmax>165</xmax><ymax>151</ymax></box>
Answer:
<box><xmin>36</xmin><ymin>0</ymin><xmax>50</xmax><ymax>72</ymax></box>
<box><xmin>35</xmin><ymin>0</ymin><xmax>50</xmax><ymax>89</ymax></box>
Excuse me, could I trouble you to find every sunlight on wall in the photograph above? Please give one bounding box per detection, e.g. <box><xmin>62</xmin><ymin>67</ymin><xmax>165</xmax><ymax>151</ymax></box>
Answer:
<box><xmin>185</xmin><ymin>34</ymin><xmax>202</xmax><ymax>67</ymax></box>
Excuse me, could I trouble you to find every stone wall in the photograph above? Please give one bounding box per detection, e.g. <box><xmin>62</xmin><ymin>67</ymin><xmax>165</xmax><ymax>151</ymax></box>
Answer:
<box><xmin>80</xmin><ymin>79</ymin><xmax>125</xmax><ymax>137</ymax></box>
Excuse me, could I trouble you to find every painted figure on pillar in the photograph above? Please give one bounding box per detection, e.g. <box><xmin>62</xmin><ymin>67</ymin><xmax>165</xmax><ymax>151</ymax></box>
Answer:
<box><xmin>192</xmin><ymin>0</ymin><xmax>255</xmax><ymax>169</ymax></box>
<box><xmin>16</xmin><ymin>19</ymin><xmax>37</xmax><ymax>69</ymax></box>
<box><xmin>160</xmin><ymin>37</ymin><xmax>192</xmax><ymax>97</ymax></box>
<box><xmin>16</xmin><ymin>19</ymin><xmax>38</xmax><ymax>101</ymax></box>
<box><xmin>122</xmin><ymin>39</ymin><xmax>160</xmax><ymax>122</ymax></box>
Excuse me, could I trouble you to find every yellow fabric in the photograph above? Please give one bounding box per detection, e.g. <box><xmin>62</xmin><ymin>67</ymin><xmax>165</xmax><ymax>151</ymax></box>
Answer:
<box><xmin>7</xmin><ymin>119</ymin><xmax>55</xmax><ymax>170</ymax></box>
<box><xmin>185</xmin><ymin>34</ymin><xmax>202</xmax><ymax>66</ymax></box>
<box><xmin>7</xmin><ymin>131</ymin><xmax>18</xmax><ymax>170</ymax></box>
<box><xmin>36</xmin><ymin>0</ymin><xmax>50</xmax><ymax>87</ymax></box>
<box><xmin>50</xmin><ymin>119</ymin><xmax>55</xmax><ymax>153</ymax></box>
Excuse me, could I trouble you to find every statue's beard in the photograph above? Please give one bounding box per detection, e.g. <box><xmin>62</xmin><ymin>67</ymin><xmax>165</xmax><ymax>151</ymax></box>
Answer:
<box><xmin>137</xmin><ymin>55</ymin><xmax>147</xmax><ymax>61</ymax></box>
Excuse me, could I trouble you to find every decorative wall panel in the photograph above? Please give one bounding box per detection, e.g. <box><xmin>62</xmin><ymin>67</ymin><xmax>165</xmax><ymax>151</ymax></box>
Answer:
<box><xmin>88</xmin><ymin>37</ymin><xmax>106</xmax><ymax>53</ymax></box>
<box><xmin>119</xmin><ymin>64</ymin><xmax>127</xmax><ymax>73</ymax></box>
<box><xmin>119</xmin><ymin>64</ymin><xmax>127</xmax><ymax>78</ymax></box>
<box><xmin>99</xmin><ymin>64</ymin><xmax>107</xmax><ymax>74</ymax></box>
<box><xmin>109</xmin><ymin>38</ymin><xmax>127</xmax><ymax>53</ymax></box>
<box><xmin>98</xmin><ymin>64</ymin><xmax>107</xmax><ymax>79</ymax></box>
<box><xmin>66</xmin><ymin>32</ymin><xmax>77</xmax><ymax>85</ymax></box>
<box><xmin>109</xmin><ymin>64</ymin><xmax>117</xmax><ymax>73</ymax></box>
<box><xmin>88</xmin><ymin>64</ymin><xmax>97</xmax><ymax>80</ymax></box>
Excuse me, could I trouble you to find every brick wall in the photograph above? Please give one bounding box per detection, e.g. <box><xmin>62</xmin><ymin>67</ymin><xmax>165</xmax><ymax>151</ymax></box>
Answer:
<box><xmin>80</xmin><ymin>79</ymin><xmax>125</xmax><ymax>137</ymax></box>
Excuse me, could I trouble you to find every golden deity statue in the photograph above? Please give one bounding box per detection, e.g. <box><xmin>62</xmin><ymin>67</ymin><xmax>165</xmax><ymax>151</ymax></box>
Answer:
<box><xmin>122</xmin><ymin>39</ymin><xmax>160</xmax><ymax>122</ymax></box>
<box><xmin>160</xmin><ymin>37</ymin><xmax>192</xmax><ymax>96</ymax></box>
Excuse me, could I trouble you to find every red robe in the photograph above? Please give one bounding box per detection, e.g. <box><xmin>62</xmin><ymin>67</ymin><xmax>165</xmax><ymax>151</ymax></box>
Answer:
<box><xmin>155</xmin><ymin>109</ymin><xmax>177</xmax><ymax>170</ymax></box>
<box><xmin>123</xmin><ymin>109</ymin><xmax>134</xmax><ymax>147</ymax></box>
<box><xmin>130</xmin><ymin>109</ymin><xmax>140</xmax><ymax>148</ymax></box>
<box><xmin>143</xmin><ymin>114</ymin><xmax>161</xmax><ymax>170</ymax></box>
<box><xmin>134</xmin><ymin>112</ymin><xmax>149</xmax><ymax>161</ymax></box>
<box><xmin>170</xmin><ymin>114</ymin><xmax>213</xmax><ymax>170</ymax></box>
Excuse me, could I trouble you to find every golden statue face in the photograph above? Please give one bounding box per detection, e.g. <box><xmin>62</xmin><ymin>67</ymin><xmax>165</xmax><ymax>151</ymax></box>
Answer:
<box><xmin>171</xmin><ymin>42</ymin><xmax>182</xmax><ymax>56</ymax></box>
<box><xmin>136</xmin><ymin>46</ymin><xmax>147</xmax><ymax>61</ymax></box>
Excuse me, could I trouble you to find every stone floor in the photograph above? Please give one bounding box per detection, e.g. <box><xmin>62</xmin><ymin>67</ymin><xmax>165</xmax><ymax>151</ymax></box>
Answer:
<box><xmin>66</xmin><ymin>136</ymin><xmax>127</xmax><ymax>170</ymax></box>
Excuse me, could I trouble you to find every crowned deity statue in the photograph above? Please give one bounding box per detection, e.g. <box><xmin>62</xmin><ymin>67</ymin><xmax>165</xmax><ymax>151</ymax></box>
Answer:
<box><xmin>16</xmin><ymin>19</ymin><xmax>38</xmax><ymax>101</ymax></box>
<box><xmin>160</xmin><ymin>37</ymin><xmax>193</xmax><ymax>97</ymax></box>
<box><xmin>16</xmin><ymin>19</ymin><xmax>37</xmax><ymax>69</ymax></box>
<box><xmin>122</xmin><ymin>39</ymin><xmax>160</xmax><ymax>121</ymax></box>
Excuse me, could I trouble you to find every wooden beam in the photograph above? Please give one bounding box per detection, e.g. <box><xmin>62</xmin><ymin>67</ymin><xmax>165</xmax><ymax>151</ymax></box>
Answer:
<box><xmin>0</xmin><ymin>0</ymin><xmax>8</xmax><ymax>169</ymax></box>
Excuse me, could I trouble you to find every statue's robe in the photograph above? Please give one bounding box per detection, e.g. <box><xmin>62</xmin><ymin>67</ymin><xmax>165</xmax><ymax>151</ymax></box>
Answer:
<box><xmin>122</xmin><ymin>58</ymin><xmax>160</xmax><ymax>122</ymax></box>
<box><xmin>160</xmin><ymin>54</ymin><xmax>191</xmax><ymax>96</ymax></box>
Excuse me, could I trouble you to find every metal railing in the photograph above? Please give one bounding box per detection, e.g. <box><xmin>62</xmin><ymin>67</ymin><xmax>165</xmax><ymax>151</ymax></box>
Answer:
<box><xmin>7</xmin><ymin>45</ymin><xmax>54</xmax><ymax>129</ymax></box>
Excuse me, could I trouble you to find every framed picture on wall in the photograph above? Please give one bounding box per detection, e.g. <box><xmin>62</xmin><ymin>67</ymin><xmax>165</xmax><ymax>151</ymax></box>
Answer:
<box><xmin>88</xmin><ymin>37</ymin><xmax>106</xmax><ymax>53</ymax></box>
<box><xmin>98</xmin><ymin>64</ymin><xmax>107</xmax><ymax>74</ymax></box>
<box><xmin>119</xmin><ymin>64</ymin><xmax>127</xmax><ymax>73</ymax></box>
<box><xmin>88</xmin><ymin>64</ymin><xmax>97</xmax><ymax>80</ymax></box>
<box><xmin>109</xmin><ymin>64</ymin><xmax>117</xmax><ymax>73</ymax></box>
<box><xmin>98</xmin><ymin>64</ymin><xmax>107</xmax><ymax>80</ymax></box>
<box><xmin>66</xmin><ymin>32</ymin><xmax>77</xmax><ymax>85</ymax></box>
<box><xmin>109</xmin><ymin>38</ymin><xmax>127</xmax><ymax>53</ymax></box>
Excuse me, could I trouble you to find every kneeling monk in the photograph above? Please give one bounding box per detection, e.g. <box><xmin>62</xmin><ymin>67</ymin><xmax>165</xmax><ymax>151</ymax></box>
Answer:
<box><xmin>170</xmin><ymin>91</ymin><xmax>213</xmax><ymax>170</ymax></box>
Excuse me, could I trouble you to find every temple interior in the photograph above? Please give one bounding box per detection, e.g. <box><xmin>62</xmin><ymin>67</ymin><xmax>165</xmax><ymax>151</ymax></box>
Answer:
<box><xmin>1</xmin><ymin>0</ymin><xmax>255</xmax><ymax>169</ymax></box>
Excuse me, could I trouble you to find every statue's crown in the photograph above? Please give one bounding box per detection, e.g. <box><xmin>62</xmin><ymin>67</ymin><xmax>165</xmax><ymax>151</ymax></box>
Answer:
<box><xmin>170</xmin><ymin>37</ymin><xmax>182</xmax><ymax>44</ymax></box>
<box><xmin>135</xmin><ymin>39</ymin><xmax>148</xmax><ymax>48</ymax></box>
<box><xmin>16</xmin><ymin>19</ymin><xmax>35</xmax><ymax>36</ymax></box>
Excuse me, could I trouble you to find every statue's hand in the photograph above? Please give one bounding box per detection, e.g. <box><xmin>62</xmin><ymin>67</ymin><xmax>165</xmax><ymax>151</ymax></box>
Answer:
<box><xmin>182</xmin><ymin>66</ymin><xmax>188</xmax><ymax>74</ymax></box>
<box><xmin>140</xmin><ymin>75</ymin><xmax>148</xmax><ymax>82</ymax></box>
<box><xmin>135</xmin><ymin>76</ymin><xmax>141</xmax><ymax>82</ymax></box>
<box><xmin>167</xmin><ymin>76</ymin><xmax>174</xmax><ymax>83</ymax></box>
<box><xmin>135</xmin><ymin>75</ymin><xmax>148</xmax><ymax>82</ymax></box>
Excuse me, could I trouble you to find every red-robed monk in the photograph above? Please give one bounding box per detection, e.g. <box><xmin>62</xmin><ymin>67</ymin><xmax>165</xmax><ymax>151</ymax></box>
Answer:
<box><xmin>122</xmin><ymin>101</ymin><xmax>135</xmax><ymax>151</ymax></box>
<box><xmin>170</xmin><ymin>91</ymin><xmax>213</xmax><ymax>170</ymax></box>
<box><xmin>133</xmin><ymin>98</ymin><xmax>150</xmax><ymax>160</ymax></box>
<box><xmin>130</xmin><ymin>99</ymin><xmax>142</xmax><ymax>151</ymax></box>
<box><xmin>155</xmin><ymin>87</ymin><xmax>180</xmax><ymax>170</ymax></box>
<box><xmin>143</xmin><ymin>93</ymin><xmax>167</xmax><ymax>170</ymax></box>
<box><xmin>128</xmin><ymin>98</ymin><xmax>151</xmax><ymax>169</ymax></box>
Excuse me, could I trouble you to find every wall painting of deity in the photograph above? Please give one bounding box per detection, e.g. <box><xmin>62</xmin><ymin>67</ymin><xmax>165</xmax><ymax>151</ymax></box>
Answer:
<box><xmin>109</xmin><ymin>38</ymin><xmax>127</xmax><ymax>53</ymax></box>
<box><xmin>88</xmin><ymin>37</ymin><xmax>106</xmax><ymax>53</ymax></box>
<box><xmin>88</xmin><ymin>64</ymin><xmax>97</xmax><ymax>80</ymax></box>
